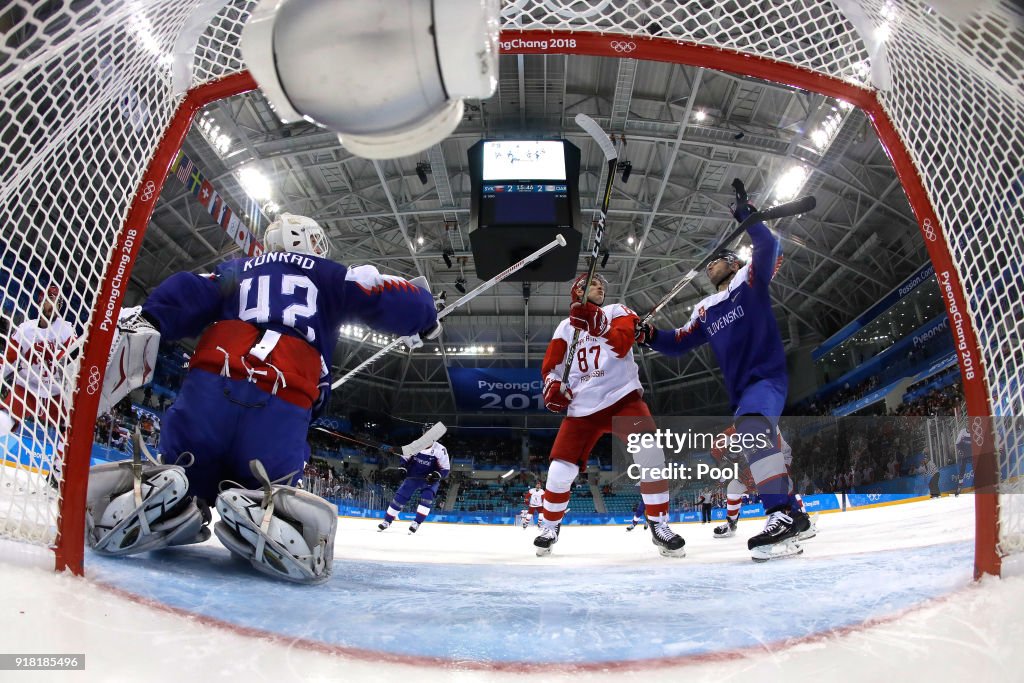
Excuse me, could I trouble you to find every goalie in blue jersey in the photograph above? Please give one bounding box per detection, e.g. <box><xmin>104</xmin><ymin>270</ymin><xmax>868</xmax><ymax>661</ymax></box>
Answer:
<box><xmin>636</xmin><ymin>180</ymin><xmax>811</xmax><ymax>561</ymax></box>
<box><xmin>86</xmin><ymin>214</ymin><xmax>440</xmax><ymax>583</ymax></box>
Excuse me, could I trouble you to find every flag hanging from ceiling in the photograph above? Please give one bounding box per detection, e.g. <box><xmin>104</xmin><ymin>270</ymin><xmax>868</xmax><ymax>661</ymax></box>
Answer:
<box><xmin>169</xmin><ymin>151</ymin><xmax>264</xmax><ymax>257</ymax></box>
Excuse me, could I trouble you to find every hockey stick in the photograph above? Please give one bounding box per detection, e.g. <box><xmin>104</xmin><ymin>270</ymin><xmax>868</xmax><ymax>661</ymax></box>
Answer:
<box><xmin>331</xmin><ymin>234</ymin><xmax>568</xmax><ymax>389</ymax></box>
<box><xmin>313</xmin><ymin>421</ymin><xmax>447</xmax><ymax>457</ymax></box>
<box><xmin>638</xmin><ymin>193</ymin><xmax>817</xmax><ymax>327</ymax></box>
<box><xmin>559</xmin><ymin>113</ymin><xmax>617</xmax><ymax>385</ymax></box>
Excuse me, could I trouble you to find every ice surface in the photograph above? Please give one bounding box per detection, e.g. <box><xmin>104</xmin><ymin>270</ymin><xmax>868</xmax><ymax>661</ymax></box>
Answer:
<box><xmin>2</xmin><ymin>494</ymin><xmax>1023</xmax><ymax>681</ymax></box>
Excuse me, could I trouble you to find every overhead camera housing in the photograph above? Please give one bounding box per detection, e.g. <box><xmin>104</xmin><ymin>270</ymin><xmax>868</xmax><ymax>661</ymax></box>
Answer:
<box><xmin>241</xmin><ymin>0</ymin><xmax>499</xmax><ymax>159</ymax></box>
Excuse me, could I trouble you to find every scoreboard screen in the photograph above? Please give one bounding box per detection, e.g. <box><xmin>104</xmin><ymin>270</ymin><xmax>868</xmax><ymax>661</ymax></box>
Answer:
<box><xmin>468</xmin><ymin>139</ymin><xmax>581</xmax><ymax>281</ymax></box>
<box><xmin>482</xmin><ymin>140</ymin><xmax>567</xmax><ymax>180</ymax></box>
<box><xmin>479</xmin><ymin>183</ymin><xmax>571</xmax><ymax>226</ymax></box>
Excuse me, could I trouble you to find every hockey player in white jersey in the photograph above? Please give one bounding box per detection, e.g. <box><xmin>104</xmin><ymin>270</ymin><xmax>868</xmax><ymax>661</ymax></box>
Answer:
<box><xmin>637</xmin><ymin>179</ymin><xmax>811</xmax><ymax>561</ymax></box>
<box><xmin>535</xmin><ymin>273</ymin><xmax>685</xmax><ymax>557</ymax></box>
<box><xmin>1</xmin><ymin>284</ymin><xmax>77</xmax><ymax>486</ymax></box>
<box><xmin>521</xmin><ymin>482</ymin><xmax>544</xmax><ymax>527</ymax></box>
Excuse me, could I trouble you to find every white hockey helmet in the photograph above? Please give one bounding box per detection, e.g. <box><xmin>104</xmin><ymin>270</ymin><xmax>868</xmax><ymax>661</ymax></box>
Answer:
<box><xmin>264</xmin><ymin>213</ymin><xmax>330</xmax><ymax>257</ymax></box>
<box><xmin>240</xmin><ymin>0</ymin><xmax>499</xmax><ymax>159</ymax></box>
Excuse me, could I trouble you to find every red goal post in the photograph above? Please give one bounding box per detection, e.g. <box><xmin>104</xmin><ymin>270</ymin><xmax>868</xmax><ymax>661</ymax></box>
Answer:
<box><xmin>0</xmin><ymin>1</ymin><xmax>1017</xmax><ymax>579</ymax></box>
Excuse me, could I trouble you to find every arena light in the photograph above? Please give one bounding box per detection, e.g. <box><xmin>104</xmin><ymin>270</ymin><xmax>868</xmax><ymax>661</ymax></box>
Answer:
<box><xmin>238</xmin><ymin>166</ymin><xmax>272</xmax><ymax>201</ymax></box>
<box><xmin>694</xmin><ymin>110</ymin><xmax>707</xmax><ymax>122</ymax></box>
<box><xmin>773</xmin><ymin>165</ymin><xmax>809</xmax><ymax>203</ymax></box>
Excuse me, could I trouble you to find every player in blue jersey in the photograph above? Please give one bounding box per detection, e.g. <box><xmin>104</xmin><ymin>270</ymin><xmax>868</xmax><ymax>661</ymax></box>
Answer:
<box><xmin>954</xmin><ymin>427</ymin><xmax>971</xmax><ymax>496</ymax></box>
<box><xmin>378</xmin><ymin>427</ymin><xmax>450</xmax><ymax>534</ymax></box>
<box><xmin>625</xmin><ymin>499</ymin><xmax>648</xmax><ymax>531</ymax></box>
<box><xmin>86</xmin><ymin>214</ymin><xmax>440</xmax><ymax>583</ymax></box>
<box><xmin>636</xmin><ymin>180</ymin><xmax>810</xmax><ymax>561</ymax></box>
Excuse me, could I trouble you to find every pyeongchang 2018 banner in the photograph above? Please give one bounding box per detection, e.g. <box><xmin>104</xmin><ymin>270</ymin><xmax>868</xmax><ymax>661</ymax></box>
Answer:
<box><xmin>449</xmin><ymin>367</ymin><xmax>544</xmax><ymax>412</ymax></box>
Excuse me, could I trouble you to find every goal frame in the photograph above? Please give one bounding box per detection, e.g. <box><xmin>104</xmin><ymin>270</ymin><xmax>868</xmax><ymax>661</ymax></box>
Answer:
<box><xmin>54</xmin><ymin>32</ymin><xmax>1000</xmax><ymax>579</ymax></box>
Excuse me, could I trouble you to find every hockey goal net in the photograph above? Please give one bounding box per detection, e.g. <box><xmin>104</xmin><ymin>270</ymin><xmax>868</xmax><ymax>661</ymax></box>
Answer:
<box><xmin>0</xmin><ymin>1</ymin><xmax>1019</xmax><ymax>577</ymax></box>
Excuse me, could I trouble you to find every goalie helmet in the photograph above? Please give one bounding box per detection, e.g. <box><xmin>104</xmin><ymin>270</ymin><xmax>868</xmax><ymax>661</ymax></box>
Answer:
<box><xmin>264</xmin><ymin>213</ymin><xmax>330</xmax><ymax>258</ymax></box>
<box><xmin>570</xmin><ymin>272</ymin><xmax>609</xmax><ymax>304</ymax></box>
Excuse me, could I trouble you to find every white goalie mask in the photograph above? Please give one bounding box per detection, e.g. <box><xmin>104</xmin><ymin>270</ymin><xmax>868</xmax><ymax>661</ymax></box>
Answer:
<box><xmin>240</xmin><ymin>0</ymin><xmax>499</xmax><ymax>159</ymax></box>
<box><xmin>264</xmin><ymin>213</ymin><xmax>330</xmax><ymax>257</ymax></box>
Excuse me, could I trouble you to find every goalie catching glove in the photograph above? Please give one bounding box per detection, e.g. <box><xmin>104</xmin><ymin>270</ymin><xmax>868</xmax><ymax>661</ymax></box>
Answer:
<box><xmin>99</xmin><ymin>306</ymin><xmax>160</xmax><ymax>415</ymax></box>
<box><xmin>214</xmin><ymin>459</ymin><xmax>338</xmax><ymax>585</ymax></box>
<box><xmin>543</xmin><ymin>378</ymin><xmax>573</xmax><ymax>413</ymax></box>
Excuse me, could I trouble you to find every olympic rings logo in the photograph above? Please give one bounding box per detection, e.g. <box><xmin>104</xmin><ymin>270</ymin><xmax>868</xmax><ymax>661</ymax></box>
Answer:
<box><xmin>610</xmin><ymin>40</ymin><xmax>636</xmax><ymax>53</ymax></box>
<box><xmin>139</xmin><ymin>180</ymin><xmax>157</xmax><ymax>203</ymax></box>
<box><xmin>972</xmin><ymin>416</ymin><xmax>986</xmax><ymax>447</ymax></box>
<box><xmin>86</xmin><ymin>365</ymin><xmax>101</xmax><ymax>395</ymax></box>
<box><xmin>922</xmin><ymin>218</ymin><xmax>937</xmax><ymax>242</ymax></box>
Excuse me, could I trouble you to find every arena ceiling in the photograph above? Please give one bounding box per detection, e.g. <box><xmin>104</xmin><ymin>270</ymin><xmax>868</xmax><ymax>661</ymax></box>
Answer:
<box><xmin>132</xmin><ymin>52</ymin><xmax>926</xmax><ymax>424</ymax></box>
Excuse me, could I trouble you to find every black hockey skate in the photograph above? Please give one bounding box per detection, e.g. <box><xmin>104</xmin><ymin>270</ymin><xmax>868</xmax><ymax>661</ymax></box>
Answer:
<box><xmin>713</xmin><ymin>518</ymin><xmax>737</xmax><ymax>539</ymax></box>
<box><xmin>377</xmin><ymin>520</ymin><xmax>390</xmax><ymax>532</ymax></box>
<box><xmin>748</xmin><ymin>508</ymin><xmax>809</xmax><ymax>562</ymax></box>
<box><xmin>534</xmin><ymin>523</ymin><xmax>560</xmax><ymax>556</ymax></box>
<box><xmin>408</xmin><ymin>521</ymin><xmax>420</xmax><ymax>534</ymax></box>
<box><xmin>650</xmin><ymin>521</ymin><xmax>686</xmax><ymax>558</ymax></box>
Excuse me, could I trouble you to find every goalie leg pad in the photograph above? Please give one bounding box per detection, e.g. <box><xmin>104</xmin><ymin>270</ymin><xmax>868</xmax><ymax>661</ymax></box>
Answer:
<box><xmin>86</xmin><ymin>461</ymin><xmax>211</xmax><ymax>556</ymax></box>
<box><xmin>214</xmin><ymin>484</ymin><xmax>338</xmax><ymax>585</ymax></box>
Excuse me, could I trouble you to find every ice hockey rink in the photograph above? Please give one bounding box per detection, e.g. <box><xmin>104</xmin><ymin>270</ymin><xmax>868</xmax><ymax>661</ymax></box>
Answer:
<box><xmin>3</xmin><ymin>494</ymin><xmax>1024</xmax><ymax>682</ymax></box>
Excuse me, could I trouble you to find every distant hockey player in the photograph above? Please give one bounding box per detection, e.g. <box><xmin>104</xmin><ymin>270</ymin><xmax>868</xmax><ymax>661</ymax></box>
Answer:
<box><xmin>625</xmin><ymin>499</ymin><xmax>648</xmax><ymax>531</ymax></box>
<box><xmin>1</xmin><ymin>285</ymin><xmax>76</xmax><ymax>432</ymax></box>
<box><xmin>522</xmin><ymin>482</ymin><xmax>544</xmax><ymax>528</ymax></box>
<box><xmin>536</xmin><ymin>273</ymin><xmax>685</xmax><ymax>557</ymax></box>
<box><xmin>711</xmin><ymin>427</ymin><xmax>815</xmax><ymax>541</ymax></box>
<box><xmin>637</xmin><ymin>179</ymin><xmax>811</xmax><ymax>561</ymax></box>
<box><xmin>86</xmin><ymin>214</ymin><xmax>440</xmax><ymax>583</ymax></box>
<box><xmin>378</xmin><ymin>429</ymin><xmax>450</xmax><ymax>534</ymax></box>
<box><xmin>954</xmin><ymin>428</ymin><xmax>971</xmax><ymax>496</ymax></box>
<box><xmin>697</xmin><ymin>489</ymin><xmax>713</xmax><ymax>524</ymax></box>
<box><xmin>1</xmin><ymin>285</ymin><xmax>76</xmax><ymax>485</ymax></box>
<box><xmin>921</xmin><ymin>452</ymin><xmax>940</xmax><ymax>498</ymax></box>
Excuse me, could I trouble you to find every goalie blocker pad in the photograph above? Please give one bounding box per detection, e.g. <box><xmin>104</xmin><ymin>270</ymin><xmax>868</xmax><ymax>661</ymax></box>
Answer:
<box><xmin>86</xmin><ymin>461</ymin><xmax>211</xmax><ymax>556</ymax></box>
<box><xmin>214</xmin><ymin>483</ymin><xmax>338</xmax><ymax>585</ymax></box>
<box><xmin>99</xmin><ymin>305</ymin><xmax>160</xmax><ymax>415</ymax></box>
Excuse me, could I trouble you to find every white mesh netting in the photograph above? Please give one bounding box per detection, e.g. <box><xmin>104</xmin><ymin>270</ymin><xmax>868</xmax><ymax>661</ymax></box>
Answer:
<box><xmin>0</xmin><ymin>0</ymin><xmax>1020</xmax><ymax>566</ymax></box>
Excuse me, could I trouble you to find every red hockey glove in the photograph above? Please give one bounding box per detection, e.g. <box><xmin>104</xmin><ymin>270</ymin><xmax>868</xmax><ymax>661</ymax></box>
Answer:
<box><xmin>569</xmin><ymin>301</ymin><xmax>609</xmax><ymax>337</ymax></box>
<box><xmin>543</xmin><ymin>379</ymin><xmax>573</xmax><ymax>413</ymax></box>
<box><xmin>634</xmin><ymin>321</ymin><xmax>658</xmax><ymax>345</ymax></box>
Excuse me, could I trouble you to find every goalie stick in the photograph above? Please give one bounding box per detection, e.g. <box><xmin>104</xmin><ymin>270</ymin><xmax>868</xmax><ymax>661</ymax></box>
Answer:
<box><xmin>331</xmin><ymin>234</ymin><xmax>566</xmax><ymax>389</ymax></box>
<box><xmin>559</xmin><ymin>112</ymin><xmax>617</xmax><ymax>385</ymax></box>
<box><xmin>638</xmin><ymin>193</ymin><xmax>817</xmax><ymax>327</ymax></box>
<box><xmin>313</xmin><ymin>421</ymin><xmax>446</xmax><ymax>457</ymax></box>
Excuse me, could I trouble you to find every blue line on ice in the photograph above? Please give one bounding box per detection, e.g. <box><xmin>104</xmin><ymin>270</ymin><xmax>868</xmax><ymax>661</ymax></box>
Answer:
<box><xmin>87</xmin><ymin>541</ymin><xmax>972</xmax><ymax>664</ymax></box>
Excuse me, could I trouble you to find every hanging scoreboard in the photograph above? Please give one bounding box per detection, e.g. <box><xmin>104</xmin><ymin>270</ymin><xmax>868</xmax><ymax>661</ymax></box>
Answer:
<box><xmin>468</xmin><ymin>139</ymin><xmax>582</xmax><ymax>281</ymax></box>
